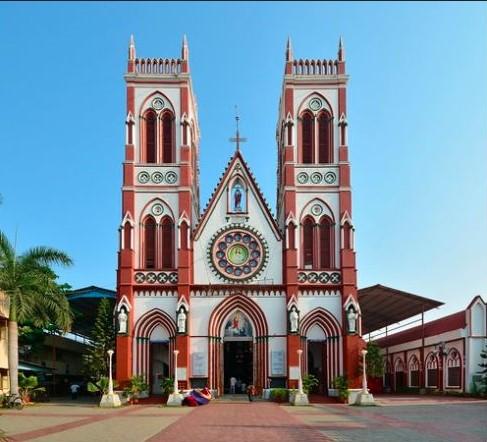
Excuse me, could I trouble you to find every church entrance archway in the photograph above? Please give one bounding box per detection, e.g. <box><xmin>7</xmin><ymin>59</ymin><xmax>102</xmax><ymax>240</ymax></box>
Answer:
<box><xmin>149</xmin><ymin>325</ymin><xmax>170</xmax><ymax>395</ymax></box>
<box><xmin>208</xmin><ymin>295</ymin><xmax>269</xmax><ymax>395</ymax></box>
<box><xmin>223</xmin><ymin>311</ymin><xmax>253</xmax><ymax>394</ymax></box>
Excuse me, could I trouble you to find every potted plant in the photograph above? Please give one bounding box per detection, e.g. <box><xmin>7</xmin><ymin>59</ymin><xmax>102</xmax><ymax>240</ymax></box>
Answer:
<box><xmin>332</xmin><ymin>376</ymin><xmax>349</xmax><ymax>403</ymax></box>
<box><xmin>160</xmin><ymin>377</ymin><xmax>174</xmax><ymax>401</ymax></box>
<box><xmin>269</xmin><ymin>388</ymin><xmax>288</xmax><ymax>403</ymax></box>
<box><xmin>124</xmin><ymin>375</ymin><xmax>149</xmax><ymax>404</ymax></box>
<box><xmin>302</xmin><ymin>374</ymin><xmax>319</xmax><ymax>394</ymax></box>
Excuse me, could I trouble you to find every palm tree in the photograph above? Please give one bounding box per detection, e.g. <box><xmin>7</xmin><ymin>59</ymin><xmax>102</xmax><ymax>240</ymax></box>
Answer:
<box><xmin>0</xmin><ymin>231</ymin><xmax>73</xmax><ymax>395</ymax></box>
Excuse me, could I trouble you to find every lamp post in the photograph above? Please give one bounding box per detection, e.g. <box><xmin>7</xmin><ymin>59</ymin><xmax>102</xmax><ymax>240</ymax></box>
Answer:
<box><xmin>297</xmin><ymin>349</ymin><xmax>303</xmax><ymax>394</ymax></box>
<box><xmin>107</xmin><ymin>349</ymin><xmax>114</xmax><ymax>395</ymax></box>
<box><xmin>173</xmin><ymin>349</ymin><xmax>179</xmax><ymax>395</ymax></box>
<box><xmin>361</xmin><ymin>349</ymin><xmax>368</xmax><ymax>394</ymax></box>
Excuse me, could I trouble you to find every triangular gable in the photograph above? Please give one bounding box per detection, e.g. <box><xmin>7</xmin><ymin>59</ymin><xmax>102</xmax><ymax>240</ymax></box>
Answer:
<box><xmin>194</xmin><ymin>150</ymin><xmax>281</xmax><ymax>240</ymax></box>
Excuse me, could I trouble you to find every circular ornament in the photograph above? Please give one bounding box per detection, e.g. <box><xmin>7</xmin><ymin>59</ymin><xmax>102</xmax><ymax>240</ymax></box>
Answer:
<box><xmin>309</xmin><ymin>98</ymin><xmax>322</xmax><ymax>111</ymax></box>
<box><xmin>151</xmin><ymin>204</ymin><xmax>164</xmax><ymax>216</ymax></box>
<box><xmin>165</xmin><ymin>171</ymin><xmax>178</xmax><ymax>184</ymax></box>
<box><xmin>324</xmin><ymin>172</ymin><xmax>337</xmax><ymax>184</ymax></box>
<box><xmin>311</xmin><ymin>172</ymin><xmax>322</xmax><ymax>184</ymax></box>
<box><xmin>208</xmin><ymin>226</ymin><xmax>268</xmax><ymax>282</ymax></box>
<box><xmin>297</xmin><ymin>172</ymin><xmax>309</xmax><ymax>184</ymax></box>
<box><xmin>138</xmin><ymin>171</ymin><xmax>150</xmax><ymax>184</ymax></box>
<box><xmin>152</xmin><ymin>172</ymin><xmax>164</xmax><ymax>183</ymax></box>
<box><xmin>152</xmin><ymin>97</ymin><xmax>165</xmax><ymax>111</ymax></box>
<box><xmin>311</xmin><ymin>204</ymin><xmax>323</xmax><ymax>216</ymax></box>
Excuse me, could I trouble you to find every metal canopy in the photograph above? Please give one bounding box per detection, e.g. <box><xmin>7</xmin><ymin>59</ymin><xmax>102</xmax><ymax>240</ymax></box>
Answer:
<box><xmin>68</xmin><ymin>286</ymin><xmax>116</xmax><ymax>338</ymax></box>
<box><xmin>358</xmin><ymin>284</ymin><xmax>443</xmax><ymax>334</ymax></box>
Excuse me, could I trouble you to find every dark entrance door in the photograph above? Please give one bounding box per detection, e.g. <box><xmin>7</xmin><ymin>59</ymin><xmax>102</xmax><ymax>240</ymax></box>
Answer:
<box><xmin>224</xmin><ymin>340</ymin><xmax>253</xmax><ymax>394</ymax></box>
<box><xmin>308</xmin><ymin>341</ymin><xmax>327</xmax><ymax>394</ymax></box>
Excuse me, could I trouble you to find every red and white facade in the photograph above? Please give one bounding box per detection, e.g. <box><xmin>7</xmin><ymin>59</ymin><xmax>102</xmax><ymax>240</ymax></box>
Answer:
<box><xmin>115</xmin><ymin>36</ymin><xmax>365</xmax><ymax>395</ymax></box>
<box><xmin>375</xmin><ymin>296</ymin><xmax>487</xmax><ymax>393</ymax></box>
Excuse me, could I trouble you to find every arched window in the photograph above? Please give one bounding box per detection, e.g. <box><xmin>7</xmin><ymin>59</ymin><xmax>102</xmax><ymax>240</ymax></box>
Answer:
<box><xmin>446</xmin><ymin>350</ymin><xmax>461</xmax><ymax>388</ymax></box>
<box><xmin>144</xmin><ymin>216</ymin><xmax>156</xmax><ymax>269</ymax></box>
<box><xmin>123</xmin><ymin>222</ymin><xmax>132</xmax><ymax>250</ymax></box>
<box><xmin>343</xmin><ymin>223</ymin><xmax>352</xmax><ymax>250</ymax></box>
<box><xmin>180</xmin><ymin>221</ymin><xmax>189</xmax><ymax>250</ymax></box>
<box><xmin>408</xmin><ymin>356</ymin><xmax>420</xmax><ymax>387</ymax></box>
<box><xmin>162</xmin><ymin>112</ymin><xmax>174</xmax><ymax>163</ymax></box>
<box><xmin>319</xmin><ymin>217</ymin><xmax>333</xmax><ymax>268</ymax></box>
<box><xmin>288</xmin><ymin>222</ymin><xmax>296</xmax><ymax>250</ymax></box>
<box><xmin>303</xmin><ymin>217</ymin><xmax>314</xmax><ymax>269</ymax></box>
<box><xmin>425</xmin><ymin>354</ymin><xmax>438</xmax><ymax>388</ymax></box>
<box><xmin>144</xmin><ymin>110</ymin><xmax>157</xmax><ymax>163</ymax></box>
<box><xmin>160</xmin><ymin>216</ymin><xmax>174</xmax><ymax>269</ymax></box>
<box><xmin>301</xmin><ymin>112</ymin><xmax>313</xmax><ymax>164</ymax></box>
<box><xmin>318</xmin><ymin>111</ymin><xmax>332</xmax><ymax>164</ymax></box>
<box><xmin>394</xmin><ymin>358</ymin><xmax>405</xmax><ymax>389</ymax></box>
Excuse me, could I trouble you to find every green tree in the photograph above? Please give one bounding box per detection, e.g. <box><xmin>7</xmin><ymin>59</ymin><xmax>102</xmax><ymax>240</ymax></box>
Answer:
<box><xmin>365</xmin><ymin>341</ymin><xmax>384</xmax><ymax>378</ymax></box>
<box><xmin>0</xmin><ymin>230</ymin><xmax>73</xmax><ymax>395</ymax></box>
<box><xmin>479</xmin><ymin>341</ymin><xmax>487</xmax><ymax>393</ymax></box>
<box><xmin>85</xmin><ymin>298</ymin><xmax>115</xmax><ymax>378</ymax></box>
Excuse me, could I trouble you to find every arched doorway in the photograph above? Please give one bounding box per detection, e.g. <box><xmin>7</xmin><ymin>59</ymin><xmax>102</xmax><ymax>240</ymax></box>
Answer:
<box><xmin>208</xmin><ymin>294</ymin><xmax>269</xmax><ymax>395</ymax></box>
<box><xmin>300</xmin><ymin>307</ymin><xmax>342</xmax><ymax>395</ymax></box>
<box><xmin>223</xmin><ymin>310</ymin><xmax>253</xmax><ymax>394</ymax></box>
<box><xmin>133</xmin><ymin>309</ymin><xmax>177</xmax><ymax>395</ymax></box>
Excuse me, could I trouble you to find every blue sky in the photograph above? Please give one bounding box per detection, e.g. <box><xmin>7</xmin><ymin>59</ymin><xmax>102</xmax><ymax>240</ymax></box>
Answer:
<box><xmin>0</xmin><ymin>1</ymin><xmax>486</xmax><ymax>324</ymax></box>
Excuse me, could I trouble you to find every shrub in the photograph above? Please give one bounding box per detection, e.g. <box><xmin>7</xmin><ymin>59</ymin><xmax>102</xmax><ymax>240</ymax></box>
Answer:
<box><xmin>269</xmin><ymin>388</ymin><xmax>288</xmax><ymax>403</ymax></box>
<box><xmin>87</xmin><ymin>376</ymin><xmax>119</xmax><ymax>395</ymax></box>
<box><xmin>302</xmin><ymin>374</ymin><xmax>319</xmax><ymax>394</ymax></box>
<box><xmin>332</xmin><ymin>376</ymin><xmax>349</xmax><ymax>401</ymax></box>
<box><xmin>18</xmin><ymin>373</ymin><xmax>46</xmax><ymax>404</ymax></box>
<box><xmin>160</xmin><ymin>377</ymin><xmax>174</xmax><ymax>397</ymax></box>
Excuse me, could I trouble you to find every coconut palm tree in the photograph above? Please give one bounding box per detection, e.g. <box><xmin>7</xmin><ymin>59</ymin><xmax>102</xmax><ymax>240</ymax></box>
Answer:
<box><xmin>0</xmin><ymin>230</ymin><xmax>73</xmax><ymax>395</ymax></box>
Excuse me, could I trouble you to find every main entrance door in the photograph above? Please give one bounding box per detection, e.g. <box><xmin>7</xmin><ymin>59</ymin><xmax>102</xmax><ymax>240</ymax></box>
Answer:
<box><xmin>308</xmin><ymin>341</ymin><xmax>327</xmax><ymax>394</ymax></box>
<box><xmin>150</xmin><ymin>342</ymin><xmax>169</xmax><ymax>395</ymax></box>
<box><xmin>224</xmin><ymin>340</ymin><xmax>253</xmax><ymax>394</ymax></box>
<box><xmin>222</xmin><ymin>310</ymin><xmax>254</xmax><ymax>394</ymax></box>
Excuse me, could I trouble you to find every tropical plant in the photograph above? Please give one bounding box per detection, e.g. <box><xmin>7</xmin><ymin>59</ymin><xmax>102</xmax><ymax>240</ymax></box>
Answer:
<box><xmin>0</xmin><ymin>230</ymin><xmax>73</xmax><ymax>395</ymax></box>
<box><xmin>18</xmin><ymin>373</ymin><xmax>46</xmax><ymax>404</ymax></box>
<box><xmin>87</xmin><ymin>376</ymin><xmax>119</xmax><ymax>395</ymax></box>
<box><xmin>302</xmin><ymin>374</ymin><xmax>319</xmax><ymax>394</ymax></box>
<box><xmin>332</xmin><ymin>375</ymin><xmax>349</xmax><ymax>401</ymax></box>
<box><xmin>84</xmin><ymin>298</ymin><xmax>116</xmax><ymax>378</ymax></box>
<box><xmin>365</xmin><ymin>341</ymin><xmax>384</xmax><ymax>378</ymax></box>
<box><xmin>124</xmin><ymin>375</ymin><xmax>149</xmax><ymax>401</ymax></box>
<box><xmin>160</xmin><ymin>377</ymin><xmax>174</xmax><ymax>397</ymax></box>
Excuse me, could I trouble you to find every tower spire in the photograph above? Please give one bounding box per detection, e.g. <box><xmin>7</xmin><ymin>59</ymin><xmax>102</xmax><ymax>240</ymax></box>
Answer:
<box><xmin>229</xmin><ymin>106</ymin><xmax>247</xmax><ymax>152</ymax></box>
<box><xmin>338</xmin><ymin>36</ymin><xmax>345</xmax><ymax>61</ymax></box>
<box><xmin>182</xmin><ymin>34</ymin><xmax>189</xmax><ymax>60</ymax></box>
<box><xmin>286</xmin><ymin>36</ymin><xmax>293</xmax><ymax>62</ymax></box>
<box><xmin>128</xmin><ymin>34</ymin><xmax>136</xmax><ymax>61</ymax></box>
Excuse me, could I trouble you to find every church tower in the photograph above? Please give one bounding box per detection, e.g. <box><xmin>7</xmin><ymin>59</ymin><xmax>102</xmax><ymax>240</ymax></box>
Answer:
<box><xmin>276</xmin><ymin>38</ymin><xmax>363</xmax><ymax>388</ymax></box>
<box><xmin>116</xmin><ymin>35</ymin><xmax>199</xmax><ymax>386</ymax></box>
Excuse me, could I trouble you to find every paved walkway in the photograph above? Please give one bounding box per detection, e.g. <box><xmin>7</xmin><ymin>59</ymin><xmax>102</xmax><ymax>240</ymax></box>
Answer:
<box><xmin>0</xmin><ymin>397</ymin><xmax>485</xmax><ymax>441</ymax></box>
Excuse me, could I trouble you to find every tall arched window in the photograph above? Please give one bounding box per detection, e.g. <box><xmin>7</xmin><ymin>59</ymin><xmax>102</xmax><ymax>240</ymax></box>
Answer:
<box><xmin>408</xmin><ymin>356</ymin><xmax>420</xmax><ymax>387</ymax></box>
<box><xmin>160</xmin><ymin>216</ymin><xmax>174</xmax><ymax>269</ymax></box>
<box><xmin>288</xmin><ymin>222</ymin><xmax>296</xmax><ymax>250</ymax></box>
<box><xmin>162</xmin><ymin>112</ymin><xmax>174</xmax><ymax>163</ymax></box>
<box><xmin>303</xmin><ymin>217</ymin><xmax>314</xmax><ymax>269</ymax></box>
<box><xmin>144</xmin><ymin>216</ymin><xmax>156</xmax><ymax>269</ymax></box>
<box><xmin>446</xmin><ymin>350</ymin><xmax>461</xmax><ymax>388</ymax></box>
<box><xmin>425</xmin><ymin>354</ymin><xmax>438</xmax><ymax>388</ymax></box>
<box><xmin>319</xmin><ymin>217</ymin><xmax>333</xmax><ymax>268</ymax></box>
<box><xmin>318</xmin><ymin>111</ymin><xmax>332</xmax><ymax>164</ymax></box>
<box><xmin>343</xmin><ymin>223</ymin><xmax>352</xmax><ymax>250</ymax></box>
<box><xmin>301</xmin><ymin>112</ymin><xmax>313</xmax><ymax>164</ymax></box>
<box><xmin>123</xmin><ymin>222</ymin><xmax>132</xmax><ymax>250</ymax></box>
<box><xmin>395</xmin><ymin>358</ymin><xmax>405</xmax><ymax>389</ymax></box>
<box><xmin>145</xmin><ymin>110</ymin><xmax>157</xmax><ymax>163</ymax></box>
<box><xmin>180</xmin><ymin>221</ymin><xmax>189</xmax><ymax>250</ymax></box>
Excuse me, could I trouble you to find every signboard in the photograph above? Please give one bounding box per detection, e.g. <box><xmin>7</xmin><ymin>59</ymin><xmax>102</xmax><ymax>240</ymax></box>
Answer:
<box><xmin>191</xmin><ymin>352</ymin><xmax>206</xmax><ymax>376</ymax></box>
<box><xmin>271</xmin><ymin>350</ymin><xmax>285</xmax><ymax>376</ymax></box>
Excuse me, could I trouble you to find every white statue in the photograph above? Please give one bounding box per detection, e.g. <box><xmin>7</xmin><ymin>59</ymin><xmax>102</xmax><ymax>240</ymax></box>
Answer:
<box><xmin>118</xmin><ymin>308</ymin><xmax>128</xmax><ymax>334</ymax></box>
<box><xmin>289</xmin><ymin>306</ymin><xmax>299</xmax><ymax>333</ymax></box>
<box><xmin>177</xmin><ymin>308</ymin><xmax>187</xmax><ymax>334</ymax></box>
<box><xmin>347</xmin><ymin>306</ymin><xmax>358</xmax><ymax>334</ymax></box>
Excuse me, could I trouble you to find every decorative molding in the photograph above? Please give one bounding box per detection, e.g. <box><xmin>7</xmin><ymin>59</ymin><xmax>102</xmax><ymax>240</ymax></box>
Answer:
<box><xmin>134</xmin><ymin>271</ymin><xmax>178</xmax><ymax>284</ymax></box>
<box><xmin>297</xmin><ymin>271</ymin><xmax>341</xmax><ymax>284</ymax></box>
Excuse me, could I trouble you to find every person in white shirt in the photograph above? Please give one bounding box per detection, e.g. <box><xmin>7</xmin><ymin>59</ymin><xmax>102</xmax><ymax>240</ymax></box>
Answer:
<box><xmin>70</xmin><ymin>383</ymin><xmax>80</xmax><ymax>400</ymax></box>
<box><xmin>229</xmin><ymin>376</ymin><xmax>237</xmax><ymax>394</ymax></box>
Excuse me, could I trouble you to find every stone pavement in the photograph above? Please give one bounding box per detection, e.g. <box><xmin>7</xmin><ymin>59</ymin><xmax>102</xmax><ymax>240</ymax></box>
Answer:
<box><xmin>0</xmin><ymin>397</ymin><xmax>485</xmax><ymax>441</ymax></box>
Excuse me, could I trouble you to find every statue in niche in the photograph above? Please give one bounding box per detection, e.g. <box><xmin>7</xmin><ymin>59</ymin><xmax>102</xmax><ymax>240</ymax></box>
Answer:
<box><xmin>232</xmin><ymin>180</ymin><xmax>245</xmax><ymax>212</ymax></box>
<box><xmin>289</xmin><ymin>306</ymin><xmax>299</xmax><ymax>333</ymax></box>
<box><xmin>177</xmin><ymin>307</ymin><xmax>187</xmax><ymax>334</ymax></box>
<box><xmin>118</xmin><ymin>308</ymin><xmax>128</xmax><ymax>334</ymax></box>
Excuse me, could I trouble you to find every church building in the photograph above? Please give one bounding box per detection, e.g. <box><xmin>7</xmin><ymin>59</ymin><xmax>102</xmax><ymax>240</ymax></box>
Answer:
<box><xmin>115</xmin><ymin>36</ymin><xmax>364</xmax><ymax>395</ymax></box>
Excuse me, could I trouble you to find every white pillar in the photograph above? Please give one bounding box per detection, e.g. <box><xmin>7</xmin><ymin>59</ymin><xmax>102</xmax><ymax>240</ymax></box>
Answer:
<box><xmin>297</xmin><ymin>349</ymin><xmax>304</xmax><ymax>394</ymax></box>
<box><xmin>361</xmin><ymin>349</ymin><xmax>368</xmax><ymax>393</ymax></box>
<box><xmin>173</xmin><ymin>349</ymin><xmax>179</xmax><ymax>394</ymax></box>
<box><xmin>108</xmin><ymin>349</ymin><xmax>114</xmax><ymax>395</ymax></box>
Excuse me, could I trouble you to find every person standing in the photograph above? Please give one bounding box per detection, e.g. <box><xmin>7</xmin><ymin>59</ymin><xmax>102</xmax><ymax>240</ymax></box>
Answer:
<box><xmin>247</xmin><ymin>384</ymin><xmax>256</xmax><ymax>402</ymax></box>
<box><xmin>70</xmin><ymin>383</ymin><xmax>80</xmax><ymax>400</ymax></box>
<box><xmin>229</xmin><ymin>376</ymin><xmax>237</xmax><ymax>394</ymax></box>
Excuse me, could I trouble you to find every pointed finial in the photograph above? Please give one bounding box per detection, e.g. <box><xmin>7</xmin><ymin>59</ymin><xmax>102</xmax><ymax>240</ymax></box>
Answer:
<box><xmin>128</xmin><ymin>34</ymin><xmax>136</xmax><ymax>60</ymax></box>
<box><xmin>182</xmin><ymin>34</ymin><xmax>189</xmax><ymax>60</ymax></box>
<box><xmin>338</xmin><ymin>36</ymin><xmax>345</xmax><ymax>61</ymax></box>
<box><xmin>229</xmin><ymin>105</ymin><xmax>247</xmax><ymax>152</ymax></box>
<box><xmin>286</xmin><ymin>36</ymin><xmax>293</xmax><ymax>62</ymax></box>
